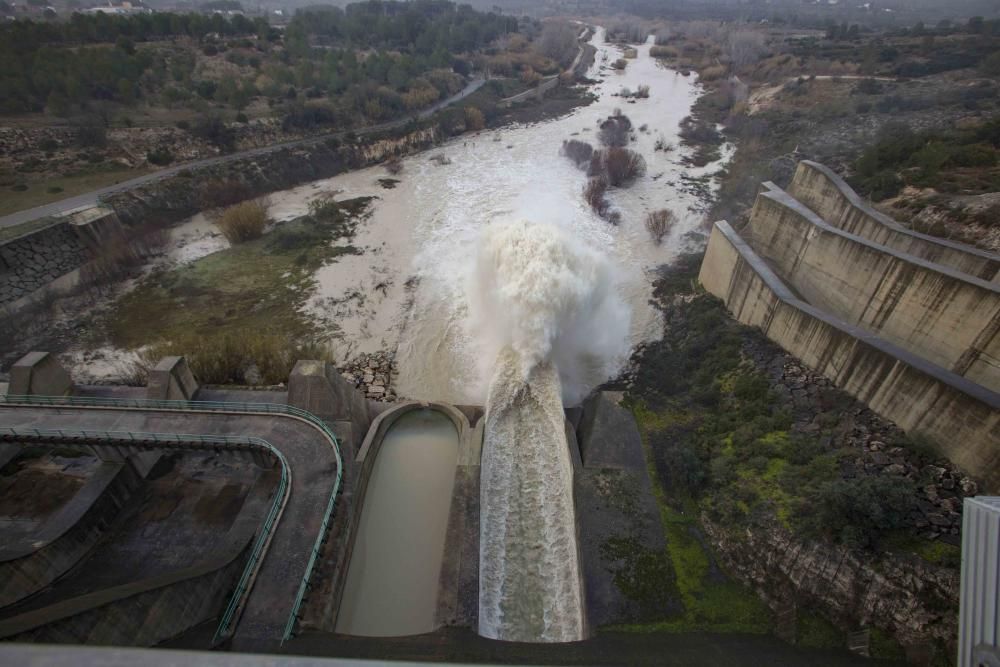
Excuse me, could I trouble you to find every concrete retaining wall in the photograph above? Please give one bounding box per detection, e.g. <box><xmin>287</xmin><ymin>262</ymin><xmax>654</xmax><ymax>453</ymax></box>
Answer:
<box><xmin>0</xmin><ymin>456</ymin><xmax>149</xmax><ymax>608</ymax></box>
<box><xmin>749</xmin><ymin>185</ymin><xmax>1000</xmax><ymax>392</ymax></box>
<box><xmin>331</xmin><ymin>402</ymin><xmax>475</xmax><ymax>632</ymax></box>
<box><xmin>787</xmin><ymin>161</ymin><xmax>1000</xmax><ymax>283</ymax></box>
<box><xmin>699</xmin><ymin>220</ymin><xmax>1000</xmax><ymax>489</ymax></box>
<box><xmin>498</xmin><ymin>76</ymin><xmax>559</xmax><ymax>108</ymax></box>
<box><xmin>0</xmin><ymin>539</ymin><xmax>250</xmax><ymax>646</ymax></box>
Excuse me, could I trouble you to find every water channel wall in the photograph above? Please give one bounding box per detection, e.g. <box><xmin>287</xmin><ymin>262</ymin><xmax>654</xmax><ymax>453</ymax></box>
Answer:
<box><xmin>749</xmin><ymin>184</ymin><xmax>1000</xmax><ymax>392</ymax></box>
<box><xmin>0</xmin><ymin>539</ymin><xmax>252</xmax><ymax>645</ymax></box>
<box><xmin>0</xmin><ymin>455</ymin><xmax>152</xmax><ymax>609</ymax></box>
<box><xmin>0</xmin><ymin>463</ymin><xmax>277</xmax><ymax>646</ymax></box>
<box><xmin>699</xmin><ymin>220</ymin><xmax>1000</xmax><ymax>488</ymax></box>
<box><xmin>327</xmin><ymin>402</ymin><xmax>476</xmax><ymax>635</ymax></box>
<box><xmin>787</xmin><ymin>161</ymin><xmax>1000</xmax><ymax>283</ymax></box>
<box><xmin>573</xmin><ymin>391</ymin><xmax>672</xmax><ymax>627</ymax></box>
<box><xmin>0</xmin><ymin>207</ymin><xmax>123</xmax><ymax>308</ymax></box>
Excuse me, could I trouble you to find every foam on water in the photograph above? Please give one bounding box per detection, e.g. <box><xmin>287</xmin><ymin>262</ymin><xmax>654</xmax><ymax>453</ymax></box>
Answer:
<box><xmin>477</xmin><ymin>220</ymin><xmax>629</xmax><ymax>642</ymax></box>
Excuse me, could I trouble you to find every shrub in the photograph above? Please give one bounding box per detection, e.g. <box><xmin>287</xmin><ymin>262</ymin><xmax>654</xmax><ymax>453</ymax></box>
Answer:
<box><xmin>81</xmin><ymin>224</ymin><xmax>169</xmax><ymax>287</ymax></box>
<box><xmin>282</xmin><ymin>104</ymin><xmax>338</xmax><ymax>131</ymax></box>
<box><xmin>560</xmin><ymin>139</ymin><xmax>593</xmax><ymax>168</ymax></box>
<box><xmin>602</xmin><ymin>147</ymin><xmax>646</xmax><ymax>186</ymax></box>
<box><xmin>47</xmin><ymin>186</ymin><xmax>63</xmax><ymax>194</ymax></box>
<box><xmin>611</xmin><ymin>58</ymin><xmax>628</xmax><ymax>70</ymax></box>
<box><xmin>599</xmin><ymin>112</ymin><xmax>633</xmax><ymax>147</ymax></box>
<box><xmin>216</xmin><ymin>199</ymin><xmax>270</xmax><ymax>244</ymax></box>
<box><xmin>645</xmin><ymin>209</ymin><xmax>676</xmax><ymax>244</ymax></box>
<box><xmin>797</xmin><ymin>475</ymin><xmax>918</xmax><ymax>549</ymax></box>
<box><xmin>649</xmin><ymin>45</ymin><xmax>678</xmax><ymax>59</ymax></box>
<box><xmin>635</xmin><ymin>84</ymin><xmax>650</xmax><ymax>98</ymax></box>
<box><xmin>654</xmin><ymin>136</ymin><xmax>673</xmax><ymax>152</ymax></box>
<box><xmin>235</xmin><ymin>112</ymin><xmax>249</xmax><ymax>123</ymax></box>
<box><xmin>75</xmin><ymin>119</ymin><xmax>107</xmax><ymax>148</ymax></box>
<box><xmin>583</xmin><ymin>177</ymin><xmax>610</xmax><ymax>217</ymax></box>
<box><xmin>855</xmin><ymin>78</ymin><xmax>883</xmax><ymax>95</ymax></box>
<box><xmin>384</xmin><ymin>155</ymin><xmax>403</xmax><ymax>175</ymax></box>
<box><xmin>699</xmin><ymin>65</ymin><xmax>727</xmax><ymax>81</ymax></box>
<box><xmin>146</xmin><ymin>148</ymin><xmax>174</xmax><ymax>166</ymax></box>
<box><xmin>191</xmin><ymin>115</ymin><xmax>236</xmax><ymax>151</ymax></box>
<box><xmin>464</xmin><ymin>105</ymin><xmax>486</xmax><ymax>131</ymax></box>
<box><xmin>679</xmin><ymin>118</ymin><xmax>723</xmax><ymax>145</ymax></box>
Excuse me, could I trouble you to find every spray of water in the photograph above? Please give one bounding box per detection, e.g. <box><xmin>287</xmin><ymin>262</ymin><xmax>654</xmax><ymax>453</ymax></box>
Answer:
<box><xmin>477</xmin><ymin>220</ymin><xmax>629</xmax><ymax>642</ymax></box>
<box><xmin>469</xmin><ymin>219</ymin><xmax>631</xmax><ymax>405</ymax></box>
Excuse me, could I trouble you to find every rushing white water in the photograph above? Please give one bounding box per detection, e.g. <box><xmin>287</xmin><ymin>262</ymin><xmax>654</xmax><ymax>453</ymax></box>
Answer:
<box><xmin>470</xmin><ymin>220</ymin><xmax>631</xmax><ymax>404</ymax></box>
<box><xmin>479</xmin><ymin>349</ymin><xmax>584</xmax><ymax>643</ymax></box>
<box><xmin>476</xmin><ymin>220</ymin><xmax>627</xmax><ymax>642</ymax></box>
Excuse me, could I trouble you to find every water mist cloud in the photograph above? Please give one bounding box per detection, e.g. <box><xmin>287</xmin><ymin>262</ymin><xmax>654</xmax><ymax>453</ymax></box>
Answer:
<box><xmin>468</xmin><ymin>219</ymin><xmax>631</xmax><ymax>405</ymax></box>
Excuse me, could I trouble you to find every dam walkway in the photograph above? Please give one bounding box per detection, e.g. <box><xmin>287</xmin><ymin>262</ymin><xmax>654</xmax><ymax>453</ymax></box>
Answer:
<box><xmin>0</xmin><ymin>397</ymin><xmax>343</xmax><ymax>652</ymax></box>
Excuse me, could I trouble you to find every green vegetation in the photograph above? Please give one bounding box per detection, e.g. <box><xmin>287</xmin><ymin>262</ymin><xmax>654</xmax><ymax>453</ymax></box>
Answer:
<box><xmin>870</xmin><ymin>627</ymin><xmax>907</xmax><ymax>661</ymax></box>
<box><xmin>0</xmin><ymin>0</ymin><xmax>519</xmax><ymax>128</ymax></box>
<box><xmin>851</xmin><ymin>117</ymin><xmax>1000</xmax><ymax>200</ymax></box>
<box><xmin>107</xmin><ymin>196</ymin><xmax>371</xmax><ymax>382</ymax></box>
<box><xmin>0</xmin><ymin>12</ymin><xmax>272</xmax><ymax>114</ymax></box>
<box><xmin>795</xmin><ymin>610</ymin><xmax>845</xmax><ymax>649</ymax></box>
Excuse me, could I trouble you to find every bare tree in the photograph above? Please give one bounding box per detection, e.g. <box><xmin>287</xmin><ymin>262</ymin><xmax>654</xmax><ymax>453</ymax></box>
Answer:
<box><xmin>560</xmin><ymin>139</ymin><xmax>593</xmax><ymax>168</ymax></box>
<box><xmin>538</xmin><ymin>22</ymin><xmax>579</xmax><ymax>68</ymax></box>
<box><xmin>583</xmin><ymin>177</ymin><xmax>610</xmax><ymax>218</ymax></box>
<box><xmin>598</xmin><ymin>112</ymin><xmax>632</xmax><ymax>147</ymax></box>
<box><xmin>645</xmin><ymin>209</ymin><xmax>676</xmax><ymax>244</ymax></box>
<box><xmin>725</xmin><ymin>30</ymin><xmax>766</xmax><ymax>69</ymax></box>
<box><xmin>601</xmin><ymin>147</ymin><xmax>646</xmax><ymax>186</ymax></box>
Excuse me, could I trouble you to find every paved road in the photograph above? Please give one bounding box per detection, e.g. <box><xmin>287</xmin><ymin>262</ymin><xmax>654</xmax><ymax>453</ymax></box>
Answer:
<box><xmin>0</xmin><ymin>78</ymin><xmax>487</xmax><ymax>230</ymax></box>
<box><xmin>0</xmin><ymin>403</ymin><xmax>341</xmax><ymax>650</ymax></box>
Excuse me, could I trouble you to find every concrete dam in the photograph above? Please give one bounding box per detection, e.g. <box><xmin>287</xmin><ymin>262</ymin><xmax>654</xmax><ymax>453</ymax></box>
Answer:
<box><xmin>0</xmin><ymin>351</ymin><xmax>660</xmax><ymax>651</ymax></box>
<box><xmin>699</xmin><ymin>160</ymin><xmax>1000</xmax><ymax>488</ymax></box>
<box><xmin>0</xmin><ymin>221</ymin><xmax>656</xmax><ymax>653</ymax></box>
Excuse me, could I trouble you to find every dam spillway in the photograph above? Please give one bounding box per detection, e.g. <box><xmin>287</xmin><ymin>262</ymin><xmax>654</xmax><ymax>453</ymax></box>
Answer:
<box><xmin>478</xmin><ymin>353</ymin><xmax>585</xmax><ymax>643</ymax></box>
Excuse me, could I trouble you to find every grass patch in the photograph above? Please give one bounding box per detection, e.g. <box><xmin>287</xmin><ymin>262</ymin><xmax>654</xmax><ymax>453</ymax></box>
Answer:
<box><xmin>883</xmin><ymin>532</ymin><xmax>961</xmax><ymax>569</ymax></box>
<box><xmin>106</xmin><ymin>196</ymin><xmax>371</xmax><ymax>355</ymax></box>
<box><xmin>870</xmin><ymin>627</ymin><xmax>906</xmax><ymax>661</ymax></box>
<box><xmin>0</xmin><ymin>215</ymin><xmax>62</xmax><ymax>242</ymax></box>
<box><xmin>796</xmin><ymin>610</ymin><xmax>845</xmax><ymax>649</ymax></box>
<box><xmin>0</xmin><ymin>164</ymin><xmax>152</xmax><ymax>218</ymax></box>
<box><xmin>613</xmin><ymin>393</ymin><xmax>772</xmax><ymax>635</ymax></box>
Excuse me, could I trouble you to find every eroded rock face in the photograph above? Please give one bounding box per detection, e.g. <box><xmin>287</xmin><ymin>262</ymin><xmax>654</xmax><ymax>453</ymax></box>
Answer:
<box><xmin>701</xmin><ymin>515</ymin><xmax>959</xmax><ymax>648</ymax></box>
<box><xmin>706</xmin><ymin>336</ymin><xmax>972</xmax><ymax>651</ymax></box>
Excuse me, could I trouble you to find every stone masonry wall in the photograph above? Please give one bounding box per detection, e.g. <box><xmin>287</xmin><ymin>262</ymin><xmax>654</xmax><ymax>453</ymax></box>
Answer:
<box><xmin>0</xmin><ymin>223</ymin><xmax>87</xmax><ymax>306</ymax></box>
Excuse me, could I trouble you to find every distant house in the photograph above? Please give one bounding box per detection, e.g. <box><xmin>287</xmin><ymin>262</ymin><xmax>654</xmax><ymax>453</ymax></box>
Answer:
<box><xmin>81</xmin><ymin>1</ymin><xmax>150</xmax><ymax>14</ymax></box>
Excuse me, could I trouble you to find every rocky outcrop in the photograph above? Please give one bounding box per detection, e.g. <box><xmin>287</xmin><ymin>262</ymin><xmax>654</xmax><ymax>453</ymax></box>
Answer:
<box><xmin>701</xmin><ymin>334</ymin><xmax>973</xmax><ymax>651</ymax></box>
<box><xmin>700</xmin><ymin>515</ymin><xmax>959</xmax><ymax>648</ymax></box>
<box><xmin>339</xmin><ymin>351</ymin><xmax>397</xmax><ymax>402</ymax></box>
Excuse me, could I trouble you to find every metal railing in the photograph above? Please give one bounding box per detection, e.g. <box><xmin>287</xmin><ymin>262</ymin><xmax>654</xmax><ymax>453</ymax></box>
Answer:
<box><xmin>0</xmin><ymin>426</ymin><xmax>290</xmax><ymax>644</ymax></box>
<box><xmin>0</xmin><ymin>393</ymin><xmax>344</xmax><ymax>644</ymax></box>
